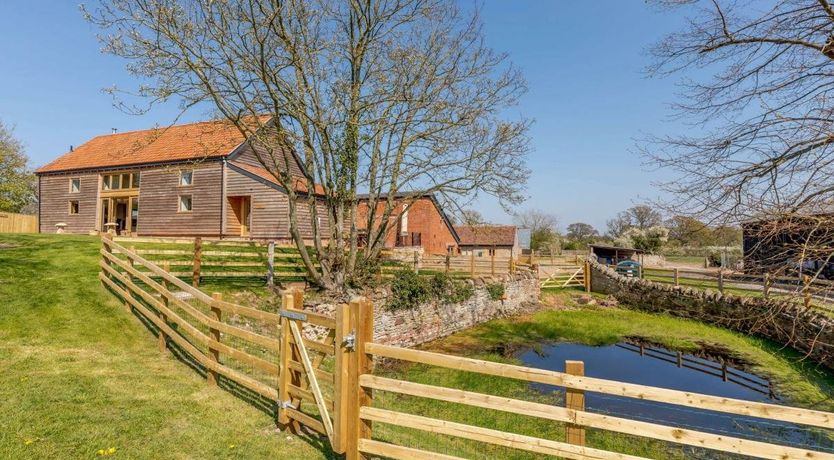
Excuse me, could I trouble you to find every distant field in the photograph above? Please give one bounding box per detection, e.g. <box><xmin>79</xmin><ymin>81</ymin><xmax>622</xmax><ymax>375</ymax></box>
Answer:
<box><xmin>0</xmin><ymin>234</ymin><xmax>329</xmax><ymax>460</ymax></box>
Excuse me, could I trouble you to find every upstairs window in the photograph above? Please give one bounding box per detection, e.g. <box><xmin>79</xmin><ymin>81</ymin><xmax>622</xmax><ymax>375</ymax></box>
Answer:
<box><xmin>178</xmin><ymin>195</ymin><xmax>193</xmax><ymax>212</ymax></box>
<box><xmin>101</xmin><ymin>172</ymin><xmax>140</xmax><ymax>190</ymax></box>
<box><xmin>70</xmin><ymin>178</ymin><xmax>80</xmax><ymax>193</ymax></box>
<box><xmin>179</xmin><ymin>170</ymin><xmax>193</xmax><ymax>186</ymax></box>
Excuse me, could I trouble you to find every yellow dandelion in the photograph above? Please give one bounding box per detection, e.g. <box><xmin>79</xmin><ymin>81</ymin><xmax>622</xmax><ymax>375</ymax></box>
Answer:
<box><xmin>24</xmin><ymin>439</ymin><xmax>34</xmax><ymax>445</ymax></box>
<box><xmin>108</xmin><ymin>447</ymin><xmax>117</xmax><ymax>454</ymax></box>
<box><xmin>228</xmin><ymin>444</ymin><xmax>236</xmax><ymax>449</ymax></box>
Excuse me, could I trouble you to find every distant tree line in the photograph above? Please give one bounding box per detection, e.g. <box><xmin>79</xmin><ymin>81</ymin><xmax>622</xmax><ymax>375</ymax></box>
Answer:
<box><xmin>509</xmin><ymin>204</ymin><xmax>741</xmax><ymax>255</ymax></box>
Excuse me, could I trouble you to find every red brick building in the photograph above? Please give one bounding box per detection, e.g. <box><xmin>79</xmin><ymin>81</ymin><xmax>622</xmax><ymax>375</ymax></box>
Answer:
<box><xmin>356</xmin><ymin>193</ymin><xmax>459</xmax><ymax>255</ymax></box>
<box><xmin>455</xmin><ymin>224</ymin><xmax>519</xmax><ymax>258</ymax></box>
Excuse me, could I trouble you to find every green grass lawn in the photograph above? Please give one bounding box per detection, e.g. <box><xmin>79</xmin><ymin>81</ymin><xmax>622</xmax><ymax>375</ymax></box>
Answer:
<box><xmin>0</xmin><ymin>234</ymin><xmax>331</xmax><ymax>460</ymax></box>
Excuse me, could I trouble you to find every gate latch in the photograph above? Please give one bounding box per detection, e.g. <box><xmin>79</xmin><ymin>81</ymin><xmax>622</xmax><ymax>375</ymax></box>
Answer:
<box><xmin>278</xmin><ymin>400</ymin><xmax>295</xmax><ymax>410</ymax></box>
<box><xmin>343</xmin><ymin>331</ymin><xmax>356</xmax><ymax>351</ymax></box>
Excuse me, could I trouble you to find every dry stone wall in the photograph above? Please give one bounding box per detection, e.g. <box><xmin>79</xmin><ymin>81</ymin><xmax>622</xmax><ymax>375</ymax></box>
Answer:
<box><xmin>589</xmin><ymin>259</ymin><xmax>834</xmax><ymax>369</ymax></box>
<box><xmin>309</xmin><ymin>272</ymin><xmax>540</xmax><ymax>347</ymax></box>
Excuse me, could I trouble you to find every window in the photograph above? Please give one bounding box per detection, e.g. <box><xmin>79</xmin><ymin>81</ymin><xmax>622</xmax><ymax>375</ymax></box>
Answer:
<box><xmin>69</xmin><ymin>200</ymin><xmax>79</xmax><ymax>215</ymax></box>
<box><xmin>70</xmin><ymin>178</ymin><xmax>80</xmax><ymax>193</ymax></box>
<box><xmin>178</xmin><ymin>195</ymin><xmax>193</xmax><ymax>212</ymax></box>
<box><xmin>101</xmin><ymin>173</ymin><xmax>140</xmax><ymax>191</ymax></box>
<box><xmin>179</xmin><ymin>170</ymin><xmax>193</xmax><ymax>186</ymax></box>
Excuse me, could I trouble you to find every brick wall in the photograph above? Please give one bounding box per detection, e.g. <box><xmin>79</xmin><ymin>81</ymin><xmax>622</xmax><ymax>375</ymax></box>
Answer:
<box><xmin>357</xmin><ymin>196</ymin><xmax>457</xmax><ymax>254</ymax></box>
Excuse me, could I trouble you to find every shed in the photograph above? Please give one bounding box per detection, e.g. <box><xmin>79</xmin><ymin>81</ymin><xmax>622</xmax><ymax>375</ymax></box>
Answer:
<box><xmin>589</xmin><ymin>244</ymin><xmax>645</xmax><ymax>266</ymax></box>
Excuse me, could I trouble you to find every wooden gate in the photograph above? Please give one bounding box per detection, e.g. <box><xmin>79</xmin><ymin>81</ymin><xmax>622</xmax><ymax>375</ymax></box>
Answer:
<box><xmin>540</xmin><ymin>261</ymin><xmax>590</xmax><ymax>290</ymax></box>
<box><xmin>98</xmin><ymin>235</ymin><xmax>350</xmax><ymax>453</ymax></box>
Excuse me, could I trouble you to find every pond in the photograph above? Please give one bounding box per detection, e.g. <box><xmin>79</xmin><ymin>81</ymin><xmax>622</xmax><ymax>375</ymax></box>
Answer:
<box><xmin>517</xmin><ymin>341</ymin><xmax>834</xmax><ymax>455</ymax></box>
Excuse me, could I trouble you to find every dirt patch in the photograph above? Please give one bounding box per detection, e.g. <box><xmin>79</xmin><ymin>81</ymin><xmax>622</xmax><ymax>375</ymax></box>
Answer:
<box><xmin>0</xmin><ymin>243</ymin><xmax>18</xmax><ymax>250</ymax></box>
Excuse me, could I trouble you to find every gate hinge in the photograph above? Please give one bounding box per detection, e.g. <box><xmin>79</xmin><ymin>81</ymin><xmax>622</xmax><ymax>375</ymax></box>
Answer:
<box><xmin>343</xmin><ymin>331</ymin><xmax>356</xmax><ymax>351</ymax></box>
<box><xmin>278</xmin><ymin>400</ymin><xmax>295</xmax><ymax>410</ymax></box>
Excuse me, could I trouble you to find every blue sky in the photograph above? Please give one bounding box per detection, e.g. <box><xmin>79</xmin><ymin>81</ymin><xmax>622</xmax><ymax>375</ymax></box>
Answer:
<box><xmin>0</xmin><ymin>1</ymin><xmax>690</xmax><ymax>231</ymax></box>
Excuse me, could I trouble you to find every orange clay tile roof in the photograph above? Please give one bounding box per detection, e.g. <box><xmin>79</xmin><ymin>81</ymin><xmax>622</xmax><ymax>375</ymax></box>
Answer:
<box><xmin>454</xmin><ymin>224</ymin><xmax>517</xmax><ymax>247</ymax></box>
<box><xmin>36</xmin><ymin>117</ymin><xmax>270</xmax><ymax>174</ymax></box>
<box><xmin>230</xmin><ymin>161</ymin><xmax>326</xmax><ymax>195</ymax></box>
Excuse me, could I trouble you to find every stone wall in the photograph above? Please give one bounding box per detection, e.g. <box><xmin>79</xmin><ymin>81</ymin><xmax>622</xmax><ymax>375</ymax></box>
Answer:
<box><xmin>589</xmin><ymin>259</ymin><xmax>834</xmax><ymax>369</ymax></box>
<box><xmin>309</xmin><ymin>272</ymin><xmax>540</xmax><ymax>347</ymax></box>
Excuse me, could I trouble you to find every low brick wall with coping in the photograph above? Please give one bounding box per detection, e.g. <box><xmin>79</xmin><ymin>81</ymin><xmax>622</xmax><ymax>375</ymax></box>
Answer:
<box><xmin>588</xmin><ymin>258</ymin><xmax>834</xmax><ymax>369</ymax></box>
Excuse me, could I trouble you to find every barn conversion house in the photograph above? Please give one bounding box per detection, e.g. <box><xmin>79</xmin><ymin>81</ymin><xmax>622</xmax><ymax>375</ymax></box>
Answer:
<box><xmin>36</xmin><ymin>118</ymin><xmax>459</xmax><ymax>254</ymax></box>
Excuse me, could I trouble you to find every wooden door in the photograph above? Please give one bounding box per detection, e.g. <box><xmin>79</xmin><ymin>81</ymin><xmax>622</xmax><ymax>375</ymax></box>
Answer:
<box><xmin>240</xmin><ymin>197</ymin><xmax>251</xmax><ymax>237</ymax></box>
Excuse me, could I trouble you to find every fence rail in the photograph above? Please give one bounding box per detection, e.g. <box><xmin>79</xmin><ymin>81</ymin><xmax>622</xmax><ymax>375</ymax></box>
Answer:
<box><xmin>641</xmin><ymin>265</ymin><xmax>834</xmax><ymax>311</ymax></box>
<box><xmin>99</xmin><ymin>236</ymin><xmax>347</xmax><ymax>452</ymax></box>
<box><xmin>350</xmin><ymin>340</ymin><xmax>834</xmax><ymax>460</ymax></box>
<box><xmin>0</xmin><ymin>211</ymin><xmax>37</xmax><ymax>233</ymax></box>
<box><xmin>98</xmin><ymin>238</ymin><xmax>834</xmax><ymax>460</ymax></box>
<box><xmin>112</xmin><ymin>235</ymin><xmax>313</xmax><ymax>286</ymax></box>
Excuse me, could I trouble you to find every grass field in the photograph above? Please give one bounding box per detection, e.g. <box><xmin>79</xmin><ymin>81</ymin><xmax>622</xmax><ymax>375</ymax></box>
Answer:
<box><xmin>4</xmin><ymin>234</ymin><xmax>834</xmax><ymax>459</ymax></box>
<box><xmin>0</xmin><ymin>234</ymin><xmax>330</xmax><ymax>460</ymax></box>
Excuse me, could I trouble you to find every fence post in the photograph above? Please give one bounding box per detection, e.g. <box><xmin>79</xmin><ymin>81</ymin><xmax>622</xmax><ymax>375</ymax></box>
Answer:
<box><xmin>490</xmin><ymin>251</ymin><xmax>496</xmax><ymax>276</ymax></box>
<box><xmin>333</xmin><ymin>303</ymin><xmax>350</xmax><ymax>454</ymax></box>
<box><xmin>159</xmin><ymin>262</ymin><xmax>171</xmax><ymax>354</ymax></box>
<box><xmin>445</xmin><ymin>252</ymin><xmax>451</xmax><ymax>274</ymax></box>
<box><xmin>470</xmin><ymin>251</ymin><xmax>475</xmax><ymax>278</ymax></box>
<box><xmin>100</xmin><ymin>234</ymin><xmax>113</xmax><ymax>289</ymax></box>
<box><xmin>347</xmin><ymin>297</ymin><xmax>374</xmax><ymax>460</ymax></box>
<box><xmin>803</xmin><ymin>275</ymin><xmax>812</xmax><ymax>309</ymax></box>
<box><xmin>277</xmin><ymin>292</ymin><xmax>294</xmax><ymax>429</ymax></box>
<box><xmin>763</xmin><ymin>273</ymin><xmax>771</xmax><ymax>299</ymax></box>
<box><xmin>509</xmin><ymin>257</ymin><xmax>515</xmax><ymax>274</ymax></box>
<box><xmin>718</xmin><ymin>270</ymin><xmax>724</xmax><ymax>294</ymax></box>
<box><xmin>267</xmin><ymin>240</ymin><xmax>275</xmax><ymax>287</ymax></box>
<box><xmin>192</xmin><ymin>237</ymin><xmax>202</xmax><ymax>287</ymax></box>
<box><xmin>128</xmin><ymin>245</ymin><xmax>136</xmax><ymax>283</ymax></box>
<box><xmin>674</xmin><ymin>268</ymin><xmax>679</xmax><ymax>287</ymax></box>
<box><xmin>207</xmin><ymin>292</ymin><xmax>222</xmax><ymax>386</ymax></box>
<box><xmin>584</xmin><ymin>260</ymin><xmax>591</xmax><ymax>293</ymax></box>
<box><xmin>565</xmin><ymin>360</ymin><xmax>585</xmax><ymax>446</ymax></box>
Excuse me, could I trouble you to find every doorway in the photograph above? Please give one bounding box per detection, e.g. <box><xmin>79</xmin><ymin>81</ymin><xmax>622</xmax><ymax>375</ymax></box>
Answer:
<box><xmin>228</xmin><ymin>196</ymin><xmax>251</xmax><ymax>237</ymax></box>
<box><xmin>100</xmin><ymin>196</ymin><xmax>139</xmax><ymax>235</ymax></box>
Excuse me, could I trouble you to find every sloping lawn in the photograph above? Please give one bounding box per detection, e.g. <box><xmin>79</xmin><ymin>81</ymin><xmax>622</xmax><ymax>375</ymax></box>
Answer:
<box><xmin>0</xmin><ymin>234</ymin><xmax>330</xmax><ymax>459</ymax></box>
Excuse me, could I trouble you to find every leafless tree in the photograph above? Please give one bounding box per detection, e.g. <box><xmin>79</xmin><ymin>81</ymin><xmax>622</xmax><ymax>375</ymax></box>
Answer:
<box><xmin>514</xmin><ymin>208</ymin><xmax>558</xmax><ymax>250</ymax></box>
<box><xmin>606</xmin><ymin>205</ymin><xmax>663</xmax><ymax>237</ymax></box>
<box><xmin>644</xmin><ymin>1</ymin><xmax>834</xmax><ymax>218</ymax></box>
<box><xmin>644</xmin><ymin>0</ymin><xmax>834</xmax><ymax>294</ymax></box>
<box><xmin>83</xmin><ymin>0</ymin><xmax>530</xmax><ymax>290</ymax></box>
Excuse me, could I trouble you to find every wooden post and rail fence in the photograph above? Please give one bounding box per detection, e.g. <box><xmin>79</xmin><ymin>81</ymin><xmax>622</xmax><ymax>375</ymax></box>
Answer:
<box><xmin>640</xmin><ymin>265</ymin><xmax>834</xmax><ymax>311</ymax></box>
<box><xmin>98</xmin><ymin>235</ymin><xmax>834</xmax><ymax>460</ymax></box>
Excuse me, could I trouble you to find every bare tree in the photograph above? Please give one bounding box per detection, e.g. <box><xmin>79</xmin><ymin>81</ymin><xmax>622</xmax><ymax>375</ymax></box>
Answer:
<box><xmin>644</xmin><ymin>0</ymin><xmax>834</xmax><ymax>289</ymax></box>
<box><xmin>644</xmin><ymin>0</ymin><xmax>834</xmax><ymax>221</ymax></box>
<box><xmin>84</xmin><ymin>0</ymin><xmax>530</xmax><ymax>290</ymax></box>
<box><xmin>514</xmin><ymin>208</ymin><xmax>558</xmax><ymax>250</ymax></box>
<box><xmin>606</xmin><ymin>205</ymin><xmax>663</xmax><ymax>237</ymax></box>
